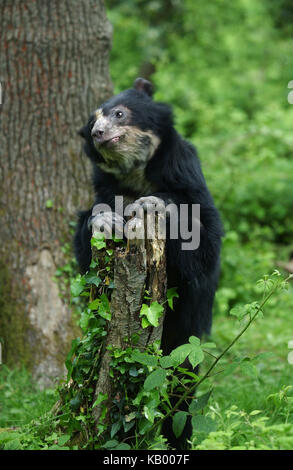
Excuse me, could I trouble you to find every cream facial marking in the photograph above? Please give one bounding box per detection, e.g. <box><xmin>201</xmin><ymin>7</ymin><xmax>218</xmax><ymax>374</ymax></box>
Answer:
<box><xmin>97</xmin><ymin>127</ymin><xmax>160</xmax><ymax>173</ymax></box>
<box><xmin>95</xmin><ymin>108</ymin><xmax>103</xmax><ymax>120</ymax></box>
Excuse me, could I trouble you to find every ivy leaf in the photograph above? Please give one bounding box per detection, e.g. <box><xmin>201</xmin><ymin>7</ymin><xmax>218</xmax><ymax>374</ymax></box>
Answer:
<box><xmin>84</xmin><ymin>273</ymin><xmax>102</xmax><ymax>287</ymax></box>
<box><xmin>80</xmin><ymin>312</ymin><xmax>90</xmax><ymax>330</ymax></box>
<box><xmin>144</xmin><ymin>368</ymin><xmax>167</xmax><ymax>391</ymax></box>
<box><xmin>70</xmin><ymin>275</ymin><xmax>86</xmax><ymax>297</ymax></box>
<box><xmin>141</xmin><ymin>316</ymin><xmax>150</xmax><ymax>328</ymax></box>
<box><xmin>167</xmin><ymin>287</ymin><xmax>179</xmax><ymax>310</ymax></box>
<box><xmin>172</xmin><ymin>411</ymin><xmax>187</xmax><ymax>438</ymax></box>
<box><xmin>140</xmin><ymin>301</ymin><xmax>164</xmax><ymax>328</ymax></box>
<box><xmin>88</xmin><ymin>299</ymin><xmax>100</xmax><ymax>310</ymax></box>
<box><xmin>98</xmin><ymin>294</ymin><xmax>111</xmax><ymax>321</ymax></box>
<box><xmin>91</xmin><ymin>236</ymin><xmax>106</xmax><ymax>250</ymax></box>
<box><xmin>92</xmin><ymin>392</ymin><xmax>108</xmax><ymax>408</ymax></box>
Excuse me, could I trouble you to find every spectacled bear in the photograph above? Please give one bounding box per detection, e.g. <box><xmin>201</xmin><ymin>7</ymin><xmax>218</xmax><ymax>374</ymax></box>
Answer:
<box><xmin>74</xmin><ymin>78</ymin><xmax>222</xmax><ymax>447</ymax></box>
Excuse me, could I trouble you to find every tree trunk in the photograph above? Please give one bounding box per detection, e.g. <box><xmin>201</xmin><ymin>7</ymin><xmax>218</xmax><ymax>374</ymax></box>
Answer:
<box><xmin>0</xmin><ymin>0</ymin><xmax>112</xmax><ymax>386</ymax></box>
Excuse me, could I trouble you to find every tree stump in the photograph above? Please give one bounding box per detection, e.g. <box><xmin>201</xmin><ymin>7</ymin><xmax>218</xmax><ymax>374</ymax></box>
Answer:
<box><xmin>91</xmin><ymin>215</ymin><xmax>167</xmax><ymax>429</ymax></box>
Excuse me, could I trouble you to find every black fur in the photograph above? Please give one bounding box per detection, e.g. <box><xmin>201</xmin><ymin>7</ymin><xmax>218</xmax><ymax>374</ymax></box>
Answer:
<box><xmin>74</xmin><ymin>79</ymin><xmax>223</xmax><ymax>448</ymax></box>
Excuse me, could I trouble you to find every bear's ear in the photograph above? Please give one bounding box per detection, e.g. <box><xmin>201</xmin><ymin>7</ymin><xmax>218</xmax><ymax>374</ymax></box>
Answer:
<box><xmin>78</xmin><ymin>125</ymin><xmax>87</xmax><ymax>139</ymax></box>
<box><xmin>133</xmin><ymin>77</ymin><xmax>153</xmax><ymax>97</ymax></box>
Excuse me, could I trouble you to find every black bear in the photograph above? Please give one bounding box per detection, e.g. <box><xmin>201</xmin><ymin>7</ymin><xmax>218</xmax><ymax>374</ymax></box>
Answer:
<box><xmin>74</xmin><ymin>78</ymin><xmax>222</xmax><ymax>447</ymax></box>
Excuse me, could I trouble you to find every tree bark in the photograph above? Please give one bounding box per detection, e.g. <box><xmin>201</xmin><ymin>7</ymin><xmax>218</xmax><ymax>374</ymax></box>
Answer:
<box><xmin>0</xmin><ymin>0</ymin><xmax>112</xmax><ymax>386</ymax></box>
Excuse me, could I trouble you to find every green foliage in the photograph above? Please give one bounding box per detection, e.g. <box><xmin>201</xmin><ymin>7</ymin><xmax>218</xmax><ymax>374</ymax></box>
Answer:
<box><xmin>108</xmin><ymin>0</ymin><xmax>293</xmax><ymax>315</ymax></box>
<box><xmin>193</xmin><ymin>403</ymin><xmax>293</xmax><ymax>450</ymax></box>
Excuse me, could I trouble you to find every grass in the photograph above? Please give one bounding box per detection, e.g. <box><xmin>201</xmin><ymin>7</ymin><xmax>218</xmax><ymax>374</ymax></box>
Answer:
<box><xmin>190</xmin><ymin>284</ymin><xmax>293</xmax><ymax>450</ymax></box>
<box><xmin>0</xmin><ymin>366</ymin><xmax>56</xmax><ymax>429</ymax></box>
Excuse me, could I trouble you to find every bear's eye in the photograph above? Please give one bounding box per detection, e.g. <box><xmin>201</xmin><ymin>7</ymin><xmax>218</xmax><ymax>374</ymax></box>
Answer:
<box><xmin>115</xmin><ymin>110</ymin><xmax>124</xmax><ymax>119</ymax></box>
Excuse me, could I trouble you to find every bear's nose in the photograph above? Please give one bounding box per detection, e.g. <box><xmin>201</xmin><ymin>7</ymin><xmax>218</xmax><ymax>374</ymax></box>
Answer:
<box><xmin>92</xmin><ymin>128</ymin><xmax>104</xmax><ymax>139</ymax></box>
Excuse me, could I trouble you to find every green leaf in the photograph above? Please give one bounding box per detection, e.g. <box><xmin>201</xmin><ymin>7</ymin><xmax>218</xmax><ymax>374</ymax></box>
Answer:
<box><xmin>45</xmin><ymin>199</ymin><xmax>53</xmax><ymax>208</ymax></box>
<box><xmin>144</xmin><ymin>368</ymin><xmax>167</xmax><ymax>391</ymax></box>
<box><xmin>92</xmin><ymin>392</ymin><xmax>108</xmax><ymax>408</ymax></box>
<box><xmin>170</xmin><ymin>337</ymin><xmax>204</xmax><ymax>368</ymax></box>
<box><xmin>115</xmin><ymin>443</ymin><xmax>131</xmax><ymax>450</ymax></box>
<box><xmin>129</xmin><ymin>366</ymin><xmax>139</xmax><ymax>377</ymax></box>
<box><xmin>131</xmin><ymin>351</ymin><xmax>158</xmax><ymax>367</ymax></box>
<box><xmin>88</xmin><ymin>299</ymin><xmax>100</xmax><ymax>310</ymax></box>
<box><xmin>0</xmin><ymin>432</ymin><xmax>22</xmax><ymax>444</ymax></box>
<box><xmin>70</xmin><ymin>275</ymin><xmax>86</xmax><ymax>297</ymax></box>
<box><xmin>230</xmin><ymin>302</ymin><xmax>260</xmax><ymax>320</ymax></box>
<box><xmin>189</xmin><ymin>390</ymin><xmax>212</xmax><ymax>414</ymax></box>
<box><xmin>91</xmin><ymin>236</ymin><xmax>106</xmax><ymax>250</ymax></box>
<box><xmin>80</xmin><ymin>312</ymin><xmax>90</xmax><ymax>330</ymax></box>
<box><xmin>170</xmin><ymin>344</ymin><xmax>193</xmax><ymax>366</ymax></box>
<box><xmin>250</xmin><ymin>410</ymin><xmax>262</xmax><ymax>416</ymax></box>
<box><xmin>201</xmin><ymin>342</ymin><xmax>217</xmax><ymax>349</ymax></box>
<box><xmin>144</xmin><ymin>405</ymin><xmax>156</xmax><ymax>423</ymax></box>
<box><xmin>188</xmin><ymin>347</ymin><xmax>204</xmax><ymax>369</ymax></box>
<box><xmin>111</xmin><ymin>421</ymin><xmax>122</xmax><ymax>438</ymax></box>
<box><xmin>140</xmin><ymin>301</ymin><xmax>164</xmax><ymax>328</ymax></box>
<box><xmin>4</xmin><ymin>439</ymin><xmax>22</xmax><ymax>450</ymax></box>
<box><xmin>159</xmin><ymin>355</ymin><xmax>174</xmax><ymax>368</ymax></box>
<box><xmin>84</xmin><ymin>273</ymin><xmax>102</xmax><ymax>287</ymax></box>
<box><xmin>172</xmin><ymin>411</ymin><xmax>187</xmax><ymax>438</ymax></box>
<box><xmin>70</xmin><ymin>392</ymin><xmax>83</xmax><ymax>411</ymax></box>
<box><xmin>167</xmin><ymin>287</ymin><xmax>179</xmax><ymax>310</ymax></box>
<box><xmin>189</xmin><ymin>336</ymin><xmax>201</xmax><ymax>346</ymax></box>
<box><xmin>141</xmin><ymin>316</ymin><xmax>150</xmax><ymax>328</ymax></box>
<box><xmin>123</xmin><ymin>421</ymin><xmax>135</xmax><ymax>433</ymax></box>
<box><xmin>191</xmin><ymin>415</ymin><xmax>216</xmax><ymax>434</ymax></box>
<box><xmin>98</xmin><ymin>294</ymin><xmax>111</xmax><ymax>321</ymax></box>
<box><xmin>58</xmin><ymin>435</ymin><xmax>71</xmax><ymax>446</ymax></box>
<box><xmin>103</xmin><ymin>439</ymin><xmax>119</xmax><ymax>449</ymax></box>
<box><xmin>229</xmin><ymin>305</ymin><xmax>244</xmax><ymax>318</ymax></box>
